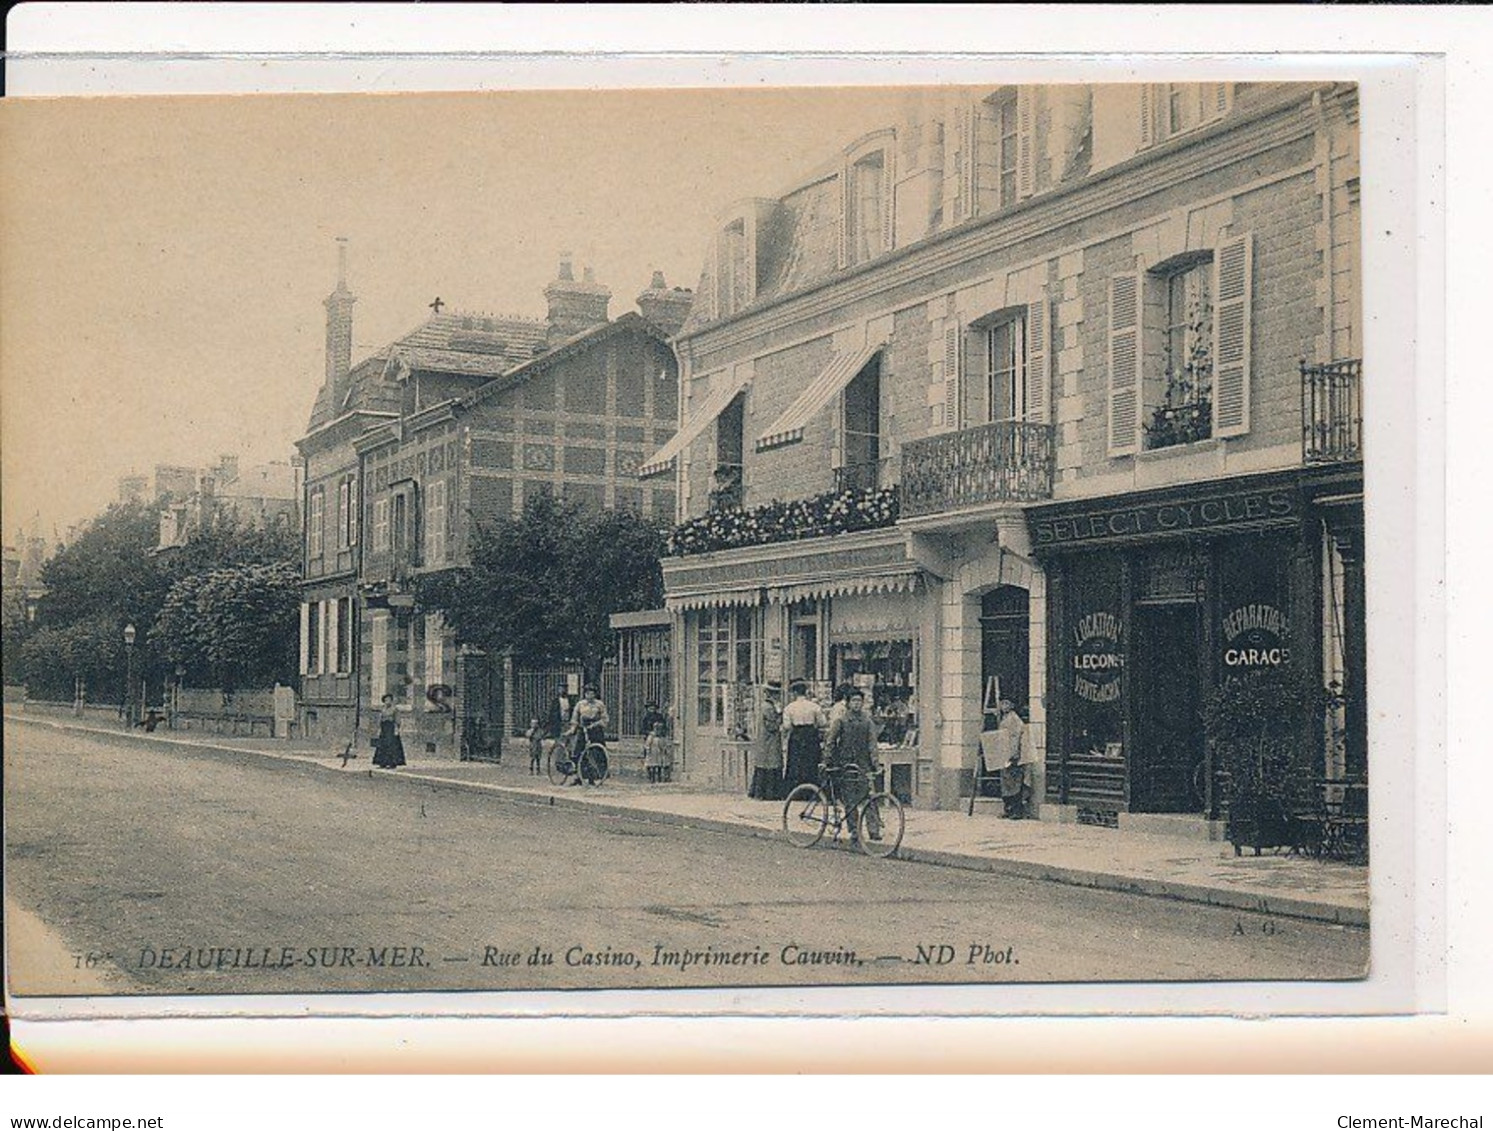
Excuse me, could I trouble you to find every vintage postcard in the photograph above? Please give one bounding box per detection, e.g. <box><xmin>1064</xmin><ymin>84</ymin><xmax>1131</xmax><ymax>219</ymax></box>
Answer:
<box><xmin>1</xmin><ymin>57</ymin><xmax>1424</xmax><ymax>1026</ymax></box>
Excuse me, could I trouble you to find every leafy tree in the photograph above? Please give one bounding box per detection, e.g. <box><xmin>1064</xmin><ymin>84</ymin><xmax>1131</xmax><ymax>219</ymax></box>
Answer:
<box><xmin>16</xmin><ymin>500</ymin><xmax>300</xmax><ymax>700</ymax></box>
<box><xmin>34</xmin><ymin>501</ymin><xmax>170</xmax><ymax>631</ymax></box>
<box><xmin>18</xmin><ymin>615</ymin><xmax>127</xmax><ymax>703</ymax></box>
<box><xmin>150</xmin><ymin>562</ymin><xmax>300</xmax><ymax>691</ymax></box>
<box><xmin>164</xmin><ymin>509</ymin><xmax>300</xmax><ymax>580</ymax></box>
<box><xmin>429</xmin><ymin>493</ymin><xmax>666</xmax><ymax>681</ymax></box>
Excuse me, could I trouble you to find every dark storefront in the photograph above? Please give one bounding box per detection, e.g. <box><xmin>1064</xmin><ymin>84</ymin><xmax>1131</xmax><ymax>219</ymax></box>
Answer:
<box><xmin>1029</xmin><ymin>467</ymin><xmax>1365</xmax><ymax>824</ymax></box>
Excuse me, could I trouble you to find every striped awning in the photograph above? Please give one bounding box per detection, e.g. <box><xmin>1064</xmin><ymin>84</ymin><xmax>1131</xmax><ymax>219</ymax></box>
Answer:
<box><xmin>665</xmin><ymin>588</ymin><xmax>763</xmax><ymax>612</ymax></box>
<box><xmin>755</xmin><ymin>341</ymin><xmax>883</xmax><ymax>452</ymax></box>
<box><xmin>639</xmin><ymin>372</ymin><xmax>750</xmax><ymax>478</ymax></box>
<box><xmin>779</xmin><ymin>571</ymin><xmax>920</xmax><ymax>604</ymax></box>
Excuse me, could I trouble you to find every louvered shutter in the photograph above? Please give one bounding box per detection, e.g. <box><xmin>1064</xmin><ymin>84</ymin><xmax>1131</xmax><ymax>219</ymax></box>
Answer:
<box><xmin>1138</xmin><ymin>85</ymin><xmax>1155</xmax><ymax>149</ymax></box>
<box><xmin>326</xmin><ymin>597</ymin><xmax>340</xmax><ymax>675</ymax></box>
<box><xmin>347</xmin><ymin>476</ymin><xmax>358</xmax><ymax>545</ymax></box>
<box><xmin>1212</xmin><ymin>233</ymin><xmax>1253</xmax><ymax>438</ymax></box>
<box><xmin>950</xmin><ymin>101</ymin><xmax>974</xmax><ymax>223</ymax></box>
<box><xmin>1107</xmin><ymin>274</ymin><xmax>1142</xmax><ymax>457</ymax></box>
<box><xmin>881</xmin><ymin>146</ymin><xmax>896</xmax><ymax>253</ymax></box>
<box><xmin>299</xmin><ymin>602</ymin><xmax>310</xmax><ymax>676</ymax></box>
<box><xmin>1208</xmin><ymin>82</ymin><xmax>1233</xmax><ymax>121</ymax></box>
<box><xmin>839</xmin><ymin>167</ymin><xmax>851</xmax><ymax>269</ymax></box>
<box><xmin>318</xmin><ymin>600</ymin><xmax>331</xmax><ymax>677</ymax></box>
<box><xmin>1025</xmin><ymin>294</ymin><xmax>1050</xmax><ymax>423</ymax></box>
<box><xmin>1017</xmin><ymin>87</ymin><xmax>1035</xmax><ymax>199</ymax></box>
<box><xmin>943</xmin><ymin>320</ymin><xmax>963</xmax><ymax>432</ymax></box>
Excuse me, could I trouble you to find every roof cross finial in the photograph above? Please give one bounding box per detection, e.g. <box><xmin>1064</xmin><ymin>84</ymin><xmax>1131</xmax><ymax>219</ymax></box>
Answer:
<box><xmin>429</xmin><ymin>297</ymin><xmax>445</xmax><ymax>315</ymax></box>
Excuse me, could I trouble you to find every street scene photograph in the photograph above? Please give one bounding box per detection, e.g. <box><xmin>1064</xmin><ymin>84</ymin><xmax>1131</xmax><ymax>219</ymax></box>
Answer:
<box><xmin>2</xmin><ymin>77</ymin><xmax>1373</xmax><ymax>1001</ymax></box>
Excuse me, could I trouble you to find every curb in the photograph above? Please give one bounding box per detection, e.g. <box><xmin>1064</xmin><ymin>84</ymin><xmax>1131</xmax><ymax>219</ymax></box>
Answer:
<box><xmin>8</xmin><ymin>714</ymin><xmax>1368</xmax><ymax>928</ymax></box>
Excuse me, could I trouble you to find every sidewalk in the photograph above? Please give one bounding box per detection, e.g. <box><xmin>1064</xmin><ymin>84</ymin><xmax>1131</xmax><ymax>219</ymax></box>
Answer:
<box><xmin>6</xmin><ymin>710</ymin><xmax>1369</xmax><ymax>926</ymax></box>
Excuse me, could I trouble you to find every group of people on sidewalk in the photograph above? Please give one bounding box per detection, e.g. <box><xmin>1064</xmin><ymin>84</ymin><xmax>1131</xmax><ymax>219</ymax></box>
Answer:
<box><xmin>519</xmin><ymin>684</ymin><xmax>673</xmax><ymax>783</ymax></box>
<box><xmin>747</xmin><ymin>680</ymin><xmax>1034</xmax><ymax>820</ymax></box>
<box><xmin>747</xmin><ymin>680</ymin><xmax>880</xmax><ymax>811</ymax></box>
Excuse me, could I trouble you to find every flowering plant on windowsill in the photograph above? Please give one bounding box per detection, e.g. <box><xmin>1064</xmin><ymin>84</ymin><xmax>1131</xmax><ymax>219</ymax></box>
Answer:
<box><xmin>667</xmin><ymin>484</ymin><xmax>900</xmax><ymax>557</ymax></box>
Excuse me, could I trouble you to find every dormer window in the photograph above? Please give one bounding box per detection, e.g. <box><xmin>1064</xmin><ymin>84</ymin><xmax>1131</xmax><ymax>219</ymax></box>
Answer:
<box><xmin>841</xmin><ymin>130</ymin><xmax>895</xmax><ymax>268</ymax></box>
<box><xmin>1141</xmin><ymin>83</ymin><xmax>1234</xmax><ymax>148</ymax></box>
<box><xmin>846</xmin><ymin>150</ymin><xmax>887</xmax><ymax>265</ymax></box>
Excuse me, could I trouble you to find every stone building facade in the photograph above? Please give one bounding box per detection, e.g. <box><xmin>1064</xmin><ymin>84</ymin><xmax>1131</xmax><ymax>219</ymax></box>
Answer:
<box><xmin>648</xmin><ymin>82</ymin><xmax>1364</xmax><ymax>829</ymax></box>
<box><xmin>295</xmin><ymin>247</ymin><xmax>689</xmax><ymax>752</ymax></box>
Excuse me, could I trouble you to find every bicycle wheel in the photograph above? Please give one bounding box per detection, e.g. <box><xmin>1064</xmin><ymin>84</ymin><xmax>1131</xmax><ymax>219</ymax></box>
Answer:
<box><xmin>781</xmin><ymin>784</ymin><xmax>830</xmax><ymax>848</ymax></box>
<box><xmin>546</xmin><ymin>744</ymin><xmax>572</xmax><ymax>786</ymax></box>
<box><xmin>857</xmin><ymin>792</ymin><xmax>905</xmax><ymax>859</ymax></box>
<box><xmin>579</xmin><ymin>745</ymin><xmax>608</xmax><ymax>786</ymax></box>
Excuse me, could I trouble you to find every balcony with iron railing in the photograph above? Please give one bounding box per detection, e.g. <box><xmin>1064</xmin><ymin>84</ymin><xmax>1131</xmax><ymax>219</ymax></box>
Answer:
<box><xmin>1302</xmin><ymin>359</ymin><xmax>1362</xmax><ymax>464</ymax></box>
<box><xmin>899</xmin><ymin>420</ymin><xmax>1056</xmax><ymax>519</ymax></box>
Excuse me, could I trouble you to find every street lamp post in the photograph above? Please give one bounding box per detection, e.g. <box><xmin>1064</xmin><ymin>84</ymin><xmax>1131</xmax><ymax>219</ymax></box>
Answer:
<box><xmin>123</xmin><ymin>622</ymin><xmax>137</xmax><ymax>728</ymax></box>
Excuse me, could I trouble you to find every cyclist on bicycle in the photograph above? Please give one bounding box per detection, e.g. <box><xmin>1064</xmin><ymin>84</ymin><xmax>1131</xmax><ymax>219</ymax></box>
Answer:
<box><xmin>823</xmin><ymin>688</ymin><xmax>881</xmax><ymax>841</ymax></box>
<box><xmin>565</xmin><ymin>684</ymin><xmax>610</xmax><ymax>784</ymax></box>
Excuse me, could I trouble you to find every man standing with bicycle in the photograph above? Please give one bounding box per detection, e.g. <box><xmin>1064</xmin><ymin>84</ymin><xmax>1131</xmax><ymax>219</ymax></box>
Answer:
<box><xmin>824</xmin><ymin>688</ymin><xmax>881</xmax><ymax>842</ymax></box>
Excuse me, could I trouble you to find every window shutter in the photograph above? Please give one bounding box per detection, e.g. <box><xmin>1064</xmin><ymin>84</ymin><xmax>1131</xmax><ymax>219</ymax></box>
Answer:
<box><xmin>1138</xmin><ymin>85</ymin><xmax>1155</xmax><ymax>149</ymax></box>
<box><xmin>299</xmin><ymin>602</ymin><xmax>310</xmax><ymax>676</ymax></box>
<box><xmin>1212</xmin><ymin>232</ymin><xmax>1253</xmax><ymax>438</ymax></box>
<box><xmin>949</xmin><ymin>101</ymin><xmax>975</xmax><ymax>223</ymax></box>
<box><xmin>348</xmin><ymin>477</ymin><xmax>358</xmax><ymax>545</ymax></box>
<box><xmin>943</xmin><ymin>320</ymin><xmax>963</xmax><ymax>432</ymax></box>
<box><xmin>838</xmin><ymin>166</ymin><xmax>851</xmax><ymax>269</ymax></box>
<box><xmin>1017</xmin><ymin>87</ymin><xmax>1035</xmax><ymax>199</ymax></box>
<box><xmin>1208</xmin><ymin>82</ymin><xmax>1233</xmax><ymax>121</ymax></box>
<box><xmin>1025</xmin><ymin>294</ymin><xmax>1050</xmax><ymax>423</ymax></box>
<box><xmin>1107</xmin><ymin>273</ymin><xmax>1141</xmax><ymax>457</ymax></box>
<box><xmin>326</xmin><ymin>597</ymin><xmax>340</xmax><ymax>675</ymax></box>
<box><xmin>881</xmin><ymin>146</ymin><xmax>897</xmax><ymax>253</ymax></box>
<box><xmin>318</xmin><ymin>600</ymin><xmax>331</xmax><ymax>677</ymax></box>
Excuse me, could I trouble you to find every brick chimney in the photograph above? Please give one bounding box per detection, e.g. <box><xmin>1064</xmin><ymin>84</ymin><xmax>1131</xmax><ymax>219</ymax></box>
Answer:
<box><xmin>544</xmin><ymin>252</ymin><xmax>611</xmax><ymax>343</ymax></box>
<box><xmin>635</xmin><ymin>270</ymin><xmax>695</xmax><ymax>337</ymax></box>
<box><xmin>324</xmin><ymin>237</ymin><xmax>356</xmax><ymax>406</ymax></box>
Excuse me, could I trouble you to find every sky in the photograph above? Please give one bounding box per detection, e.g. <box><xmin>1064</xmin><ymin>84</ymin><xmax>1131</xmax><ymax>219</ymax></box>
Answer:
<box><xmin>0</xmin><ymin>86</ymin><xmax>912</xmax><ymax>542</ymax></box>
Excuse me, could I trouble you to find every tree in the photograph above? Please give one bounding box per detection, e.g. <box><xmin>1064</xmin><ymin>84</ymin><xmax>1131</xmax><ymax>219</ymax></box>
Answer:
<box><xmin>164</xmin><ymin>509</ymin><xmax>300</xmax><ymax>580</ymax></box>
<box><xmin>150</xmin><ymin>562</ymin><xmax>300</xmax><ymax>691</ymax></box>
<box><xmin>429</xmin><ymin>494</ymin><xmax>666</xmax><ymax>679</ymax></box>
<box><xmin>34</xmin><ymin>501</ymin><xmax>170</xmax><ymax>631</ymax></box>
<box><xmin>18</xmin><ymin>616</ymin><xmax>125</xmax><ymax>703</ymax></box>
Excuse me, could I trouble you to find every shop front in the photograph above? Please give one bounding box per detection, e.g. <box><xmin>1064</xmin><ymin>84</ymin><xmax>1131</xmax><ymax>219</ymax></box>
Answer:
<box><xmin>662</xmin><ymin>529</ymin><xmax>932</xmax><ymax>802</ymax></box>
<box><xmin>1029</xmin><ymin>467</ymin><xmax>1358</xmax><ymax>832</ymax></box>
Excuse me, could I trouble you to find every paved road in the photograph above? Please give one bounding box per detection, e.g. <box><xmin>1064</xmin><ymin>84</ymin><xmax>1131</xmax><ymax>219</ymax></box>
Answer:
<box><xmin>5</xmin><ymin>721</ymin><xmax>1368</xmax><ymax>996</ymax></box>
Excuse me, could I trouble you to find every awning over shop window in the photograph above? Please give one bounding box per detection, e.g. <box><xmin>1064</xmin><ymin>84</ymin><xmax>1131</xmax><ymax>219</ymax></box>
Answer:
<box><xmin>665</xmin><ymin>588</ymin><xmax>763</xmax><ymax>612</ymax></box>
<box><xmin>639</xmin><ymin>372</ymin><xmax>750</xmax><ymax>478</ymax></box>
<box><xmin>828</xmin><ymin>589</ymin><xmax>920</xmax><ymax>638</ymax></box>
<box><xmin>780</xmin><ymin>571</ymin><xmax>920</xmax><ymax>604</ymax></box>
<box><xmin>755</xmin><ymin>341</ymin><xmax>883</xmax><ymax>452</ymax></box>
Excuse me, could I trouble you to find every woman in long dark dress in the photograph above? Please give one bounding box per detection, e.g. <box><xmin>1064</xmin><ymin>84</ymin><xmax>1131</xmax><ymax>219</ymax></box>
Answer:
<box><xmin>781</xmin><ymin>681</ymin><xmax>826</xmax><ymax>793</ymax></box>
<box><xmin>372</xmin><ymin>693</ymin><xmax>407</xmax><ymax>769</ymax></box>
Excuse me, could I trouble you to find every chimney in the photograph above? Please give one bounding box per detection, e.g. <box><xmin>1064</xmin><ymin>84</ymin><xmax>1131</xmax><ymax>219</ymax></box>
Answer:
<box><xmin>635</xmin><ymin>270</ymin><xmax>695</xmax><ymax>338</ymax></box>
<box><xmin>544</xmin><ymin>252</ymin><xmax>611</xmax><ymax>343</ymax></box>
<box><xmin>324</xmin><ymin>237</ymin><xmax>356</xmax><ymax>406</ymax></box>
<box><xmin>216</xmin><ymin>453</ymin><xmax>240</xmax><ymax>487</ymax></box>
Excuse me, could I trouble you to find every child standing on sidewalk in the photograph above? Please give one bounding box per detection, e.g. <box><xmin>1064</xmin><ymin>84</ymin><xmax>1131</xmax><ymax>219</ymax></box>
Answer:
<box><xmin>525</xmin><ymin>717</ymin><xmax>544</xmax><ymax>775</ymax></box>
<box><xmin>643</xmin><ymin>721</ymin><xmax>673</xmax><ymax>784</ymax></box>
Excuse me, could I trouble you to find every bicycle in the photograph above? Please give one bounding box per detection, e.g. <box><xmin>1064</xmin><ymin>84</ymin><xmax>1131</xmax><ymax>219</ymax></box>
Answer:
<box><xmin>781</xmin><ymin>763</ymin><xmax>905</xmax><ymax>859</ymax></box>
<box><xmin>546</xmin><ymin>726</ymin><xmax>609</xmax><ymax>787</ymax></box>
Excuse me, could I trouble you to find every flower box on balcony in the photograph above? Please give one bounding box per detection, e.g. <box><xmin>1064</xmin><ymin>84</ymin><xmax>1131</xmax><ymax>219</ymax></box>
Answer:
<box><xmin>667</xmin><ymin>484</ymin><xmax>901</xmax><ymax>557</ymax></box>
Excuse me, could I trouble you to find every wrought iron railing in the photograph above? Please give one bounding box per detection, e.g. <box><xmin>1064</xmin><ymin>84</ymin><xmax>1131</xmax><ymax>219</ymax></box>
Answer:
<box><xmin>1302</xmin><ymin>359</ymin><xmax>1362</xmax><ymax>463</ymax></box>
<box><xmin>899</xmin><ymin>421</ymin><xmax>1055</xmax><ymax>517</ymax></box>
